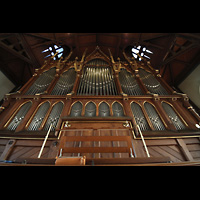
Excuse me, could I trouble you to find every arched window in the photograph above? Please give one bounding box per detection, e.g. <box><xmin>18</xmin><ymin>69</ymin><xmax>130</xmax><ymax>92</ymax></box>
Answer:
<box><xmin>119</xmin><ymin>68</ymin><xmax>144</xmax><ymax>95</ymax></box>
<box><xmin>27</xmin><ymin>102</ymin><xmax>50</xmax><ymax>131</ymax></box>
<box><xmin>112</xmin><ymin>102</ymin><xmax>124</xmax><ymax>117</ymax></box>
<box><xmin>84</xmin><ymin>102</ymin><xmax>96</xmax><ymax>117</ymax></box>
<box><xmin>162</xmin><ymin>102</ymin><xmax>186</xmax><ymax>130</ymax></box>
<box><xmin>70</xmin><ymin>101</ymin><xmax>82</xmax><ymax>117</ymax></box>
<box><xmin>6</xmin><ymin>101</ymin><xmax>32</xmax><ymax>131</ymax></box>
<box><xmin>138</xmin><ymin>68</ymin><xmax>168</xmax><ymax>95</ymax></box>
<box><xmin>144</xmin><ymin>102</ymin><xmax>166</xmax><ymax>131</ymax></box>
<box><xmin>25</xmin><ymin>67</ymin><xmax>56</xmax><ymax>95</ymax></box>
<box><xmin>131</xmin><ymin>102</ymin><xmax>150</xmax><ymax>131</ymax></box>
<box><xmin>43</xmin><ymin>102</ymin><xmax>64</xmax><ymax>131</ymax></box>
<box><xmin>51</xmin><ymin>68</ymin><xmax>76</xmax><ymax>95</ymax></box>
<box><xmin>99</xmin><ymin>102</ymin><xmax>110</xmax><ymax>117</ymax></box>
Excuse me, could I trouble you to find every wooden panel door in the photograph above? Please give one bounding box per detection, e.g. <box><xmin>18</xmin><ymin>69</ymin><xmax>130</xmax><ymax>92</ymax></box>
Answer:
<box><xmin>58</xmin><ymin>121</ymin><xmax>135</xmax><ymax>159</ymax></box>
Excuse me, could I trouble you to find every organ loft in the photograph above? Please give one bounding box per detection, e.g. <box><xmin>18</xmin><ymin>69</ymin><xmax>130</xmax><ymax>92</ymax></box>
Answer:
<box><xmin>0</xmin><ymin>36</ymin><xmax>200</xmax><ymax>165</ymax></box>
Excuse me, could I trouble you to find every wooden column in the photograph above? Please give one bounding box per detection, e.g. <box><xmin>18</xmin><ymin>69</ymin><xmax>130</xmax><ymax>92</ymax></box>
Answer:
<box><xmin>135</xmin><ymin>71</ymin><xmax>149</xmax><ymax>94</ymax></box>
<box><xmin>122</xmin><ymin>98</ymin><xmax>139</xmax><ymax>136</ymax></box>
<box><xmin>114</xmin><ymin>71</ymin><xmax>123</xmax><ymax>95</ymax></box>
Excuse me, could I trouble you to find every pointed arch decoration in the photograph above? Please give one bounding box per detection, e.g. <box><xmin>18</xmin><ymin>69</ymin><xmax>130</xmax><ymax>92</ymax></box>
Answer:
<box><xmin>112</xmin><ymin>102</ymin><xmax>124</xmax><ymax>117</ymax></box>
<box><xmin>99</xmin><ymin>102</ymin><xmax>110</xmax><ymax>117</ymax></box>
<box><xmin>144</xmin><ymin>102</ymin><xmax>166</xmax><ymax>131</ymax></box>
<box><xmin>131</xmin><ymin>102</ymin><xmax>150</xmax><ymax>131</ymax></box>
<box><xmin>70</xmin><ymin>101</ymin><xmax>83</xmax><ymax>117</ymax></box>
<box><xmin>51</xmin><ymin>68</ymin><xmax>76</xmax><ymax>95</ymax></box>
<box><xmin>25</xmin><ymin>67</ymin><xmax>56</xmax><ymax>95</ymax></box>
<box><xmin>43</xmin><ymin>101</ymin><xmax>64</xmax><ymax>131</ymax></box>
<box><xmin>119</xmin><ymin>68</ymin><xmax>144</xmax><ymax>95</ymax></box>
<box><xmin>84</xmin><ymin>102</ymin><xmax>96</xmax><ymax>117</ymax></box>
<box><xmin>162</xmin><ymin>102</ymin><xmax>186</xmax><ymax>130</ymax></box>
<box><xmin>6</xmin><ymin>101</ymin><xmax>32</xmax><ymax>131</ymax></box>
<box><xmin>27</xmin><ymin>101</ymin><xmax>50</xmax><ymax>131</ymax></box>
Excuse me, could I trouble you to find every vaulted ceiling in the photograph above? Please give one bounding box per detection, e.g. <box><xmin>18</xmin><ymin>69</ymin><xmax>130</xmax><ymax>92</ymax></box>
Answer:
<box><xmin>0</xmin><ymin>33</ymin><xmax>200</xmax><ymax>90</ymax></box>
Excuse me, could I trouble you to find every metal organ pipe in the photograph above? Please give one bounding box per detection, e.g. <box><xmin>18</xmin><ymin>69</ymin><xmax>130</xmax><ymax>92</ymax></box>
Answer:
<box><xmin>51</xmin><ymin>68</ymin><xmax>76</xmax><ymax>95</ymax></box>
<box><xmin>131</xmin><ymin>102</ymin><xmax>150</xmax><ymax>131</ymax></box>
<box><xmin>119</xmin><ymin>68</ymin><xmax>144</xmax><ymax>96</ymax></box>
<box><xmin>43</xmin><ymin>102</ymin><xmax>64</xmax><ymax>131</ymax></box>
<box><xmin>144</xmin><ymin>102</ymin><xmax>166</xmax><ymax>131</ymax></box>
<box><xmin>162</xmin><ymin>102</ymin><xmax>186</xmax><ymax>130</ymax></box>
<box><xmin>7</xmin><ymin>102</ymin><xmax>32</xmax><ymax>131</ymax></box>
<box><xmin>138</xmin><ymin>68</ymin><xmax>168</xmax><ymax>95</ymax></box>
<box><xmin>27</xmin><ymin>102</ymin><xmax>50</xmax><ymax>131</ymax></box>
<box><xmin>77</xmin><ymin>63</ymin><xmax>117</xmax><ymax>96</ymax></box>
<box><xmin>25</xmin><ymin>67</ymin><xmax>56</xmax><ymax>95</ymax></box>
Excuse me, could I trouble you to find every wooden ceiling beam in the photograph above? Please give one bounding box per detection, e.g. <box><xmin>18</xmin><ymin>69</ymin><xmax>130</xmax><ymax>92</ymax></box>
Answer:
<box><xmin>158</xmin><ymin>41</ymin><xmax>200</xmax><ymax>68</ymax></box>
<box><xmin>0</xmin><ymin>40</ymin><xmax>34</xmax><ymax>66</ymax></box>
<box><xmin>17</xmin><ymin>33</ymin><xmax>40</xmax><ymax>68</ymax></box>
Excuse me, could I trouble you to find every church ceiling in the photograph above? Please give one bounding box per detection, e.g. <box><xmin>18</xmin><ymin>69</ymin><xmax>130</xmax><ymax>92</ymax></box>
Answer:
<box><xmin>0</xmin><ymin>33</ymin><xmax>200</xmax><ymax>89</ymax></box>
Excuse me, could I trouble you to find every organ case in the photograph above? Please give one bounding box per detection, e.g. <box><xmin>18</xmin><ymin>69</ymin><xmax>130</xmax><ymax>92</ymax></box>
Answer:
<box><xmin>0</xmin><ymin>46</ymin><xmax>200</xmax><ymax>166</ymax></box>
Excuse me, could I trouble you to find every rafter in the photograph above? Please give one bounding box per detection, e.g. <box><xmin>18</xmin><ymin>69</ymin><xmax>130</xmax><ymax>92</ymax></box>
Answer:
<box><xmin>17</xmin><ymin>33</ymin><xmax>40</xmax><ymax>68</ymax></box>
<box><xmin>0</xmin><ymin>39</ymin><xmax>33</xmax><ymax>66</ymax></box>
<box><xmin>158</xmin><ymin>41</ymin><xmax>200</xmax><ymax>67</ymax></box>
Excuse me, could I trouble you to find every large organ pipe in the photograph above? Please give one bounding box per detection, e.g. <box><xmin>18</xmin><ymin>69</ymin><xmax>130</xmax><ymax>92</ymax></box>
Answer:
<box><xmin>77</xmin><ymin>63</ymin><xmax>117</xmax><ymax>96</ymax></box>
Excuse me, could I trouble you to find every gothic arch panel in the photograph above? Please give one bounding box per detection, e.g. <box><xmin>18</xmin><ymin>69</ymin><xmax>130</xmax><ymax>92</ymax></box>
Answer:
<box><xmin>98</xmin><ymin>102</ymin><xmax>110</xmax><ymax>117</ymax></box>
<box><xmin>6</xmin><ymin>101</ymin><xmax>32</xmax><ymax>131</ymax></box>
<box><xmin>27</xmin><ymin>101</ymin><xmax>50</xmax><ymax>131</ymax></box>
<box><xmin>131</xmin><ymin>102</ymin><xmax>150</xmax><ymax>131</ymax></box>
<box><xmin>112</xmin><ymin>101</ymin><xmax>124</xmax><ymax>117</ymax></box>
<box><xmin>162</xmin><ymin>102</ymin><xmax>186</xmax><ymax>130</ymax></box>
<box><xmin>84</xmin><ymin>102</ymin><xmax>96</xmax><ymax>117</ymax></box>
<box><xmin>144</xmin><ymin>102</ymin><xmax>166</xmax><ymax>131</ymax></box>
<box><xmin>43</xmin><ymin>101</ymin><xmax>64</xmax><ymax>131</ymax></box>
<box><xmin>70</xmin><ymin>101</ymin><xmax>83</xmax><ymax>117</ymax></box>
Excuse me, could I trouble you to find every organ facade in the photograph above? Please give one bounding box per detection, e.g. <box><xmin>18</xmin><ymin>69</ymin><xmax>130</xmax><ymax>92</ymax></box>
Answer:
<box><xmin>0</xmin><ymin>46</ymin><xmax>200</xmax><ymax>166</ymax></box>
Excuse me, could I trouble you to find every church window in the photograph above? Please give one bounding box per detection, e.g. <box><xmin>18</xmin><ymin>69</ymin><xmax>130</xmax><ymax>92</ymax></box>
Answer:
<box><xmin>132</xmin><ymin>45</ymin><xmax>153</xmax><ymax>61</ymax></box>
<box><xmin>42</xmin><ymin>45</ymin><xmax>64</xmax><ymax>60</ymax></box>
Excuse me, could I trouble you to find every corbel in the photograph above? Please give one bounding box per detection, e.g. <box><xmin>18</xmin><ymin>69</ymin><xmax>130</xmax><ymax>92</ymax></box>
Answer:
<box><xmin>152</xmin><ymin>94</ymin><xmax>160</xmax><ymax>101</ymax></box>
<box><xmin>123</xmin><ymin>93</ymin><xmax>129</xmax><ymax>101</ymax></box>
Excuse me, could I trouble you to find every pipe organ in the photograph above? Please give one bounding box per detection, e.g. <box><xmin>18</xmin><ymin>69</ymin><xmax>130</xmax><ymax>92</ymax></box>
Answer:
<box><xmin>0</xmin><ymin>46</ymin><xmax>200</xmax><ymax>166</ymax></box>
<box><xmin>77</xmin><ymin>59</ymin><xmax>117</xmax><ymax>96</ymax></box>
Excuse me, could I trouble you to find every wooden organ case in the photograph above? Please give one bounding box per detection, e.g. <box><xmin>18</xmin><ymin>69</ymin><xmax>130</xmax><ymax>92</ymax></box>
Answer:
<box><xmin>0</xmin><ymin>46</ymin><xmax>200</xmax><ymax>166</ymax></box>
